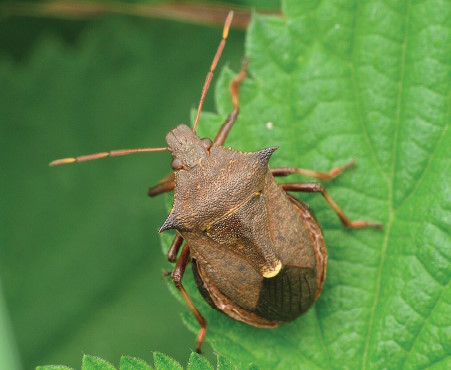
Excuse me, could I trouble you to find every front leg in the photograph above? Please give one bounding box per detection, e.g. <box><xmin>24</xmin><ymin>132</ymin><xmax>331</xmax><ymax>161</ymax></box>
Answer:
<box><xmin>214</xmin><ymin>59</ymin><xmax>248</xmax><ymax>146</ymax></box>
<box><xmin>147</xmin><ymin>172</ymin><xmax>175</xmax><ymax>197</ymax></box>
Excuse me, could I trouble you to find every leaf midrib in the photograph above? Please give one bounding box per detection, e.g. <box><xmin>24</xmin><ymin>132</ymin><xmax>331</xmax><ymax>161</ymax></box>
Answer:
<box><xmin>361</xmin><ymin>1</ymin><xmax>412</xmax><ymax>369</ymax></box>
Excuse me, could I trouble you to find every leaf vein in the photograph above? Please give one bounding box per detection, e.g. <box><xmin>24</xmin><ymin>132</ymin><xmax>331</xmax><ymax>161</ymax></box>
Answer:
<box><xmin>400</xmin><ymin>279</ymin><xmax>450</xmax><ymax>369</ymax></box>
<box><xmin>395</xmin><ymin>105</ymin><xmax>449</xmax><ymax>211</ymax></box>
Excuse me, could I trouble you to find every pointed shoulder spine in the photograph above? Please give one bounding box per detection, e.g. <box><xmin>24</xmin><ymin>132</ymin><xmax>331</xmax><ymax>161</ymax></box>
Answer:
<box><xmin>256</xmin><ymin>146</ymin><xmax>278</xmax><ymax>165</ymax></box>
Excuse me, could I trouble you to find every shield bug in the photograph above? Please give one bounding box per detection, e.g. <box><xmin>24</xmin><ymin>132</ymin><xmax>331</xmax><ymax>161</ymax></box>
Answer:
<box><xmin>51</xmin><ymin>11</ymin><xmax>382</xmax><ymax>353</ymax></box>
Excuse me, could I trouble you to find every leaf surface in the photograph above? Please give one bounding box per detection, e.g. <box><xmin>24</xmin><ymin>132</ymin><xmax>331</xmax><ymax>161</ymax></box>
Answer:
<box><xmin>164</xmin><ymin>1</ymin><xmax>451</xmax><ymax>369</ymax></box>
<box><xmin>82</xmin><ymin>355</ymin><xmax>116</xmax><ymax>370</ymax></box>
<box><xmin>37</xmin><ymin>353</ymin><xmax>243</xmax><ymax>370</ymax></box>
<box><xmin>120</xmin><ymin>356</ymin><xmax>153</xmax><ymax>370</ymax></box>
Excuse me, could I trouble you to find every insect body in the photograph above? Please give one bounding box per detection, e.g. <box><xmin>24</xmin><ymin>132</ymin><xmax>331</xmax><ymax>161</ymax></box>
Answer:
<box><xmin>161</xmin><ymin>126</ymin><xmax>326</xmax><ymax>327</ymax></box>
<box><xmin>51</xmin><ymin>11</ymin><xmax>381</xmax><ymax>352</ymax></box>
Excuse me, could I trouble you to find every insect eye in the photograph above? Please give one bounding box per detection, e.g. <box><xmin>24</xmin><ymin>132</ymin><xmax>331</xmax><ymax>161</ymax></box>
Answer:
<box><xmin>171</xmin><ymin>158</ymin><xmax>183</xmax><ymax>171</ymax></box>
<box><xmin>201</xmin><ymin>138</ymin><xmax>213</xmax><ymax>151</ymax></box>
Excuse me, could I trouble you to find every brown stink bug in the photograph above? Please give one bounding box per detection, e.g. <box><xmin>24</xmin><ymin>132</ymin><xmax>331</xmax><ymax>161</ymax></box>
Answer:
<box><xmin>51</xmin><ymin>11</ymin><xmax>381</xmax><ymax>352</ymax></box>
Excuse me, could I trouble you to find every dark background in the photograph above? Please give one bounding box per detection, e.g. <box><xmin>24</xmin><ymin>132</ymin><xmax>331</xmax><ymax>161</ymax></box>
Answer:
<box><xmin>0</xmin><ymin>1</ymin><xmax>279</xmax><ymax>368</ymax></box>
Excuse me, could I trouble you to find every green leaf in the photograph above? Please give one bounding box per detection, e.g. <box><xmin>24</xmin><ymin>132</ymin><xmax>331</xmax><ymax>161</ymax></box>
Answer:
<box><xmin>216</xmin><ymin>355</ymin><xmax>235</xmax><ymax>370</ymax></box>
<box><xmin>82</xmin><ymin>355</ymin><xmax>116</xmax><ymax>370</ymax></box>
<box><xmin>38</xmin><ymin>353</ymin><xmax>240</xmax><ymax>370</ymax></box>
<box><xmin>120</xmin><ymin>356</ymin><xmax>153</xmax><ymax>370</ymax></box>
<box><xmin>247</xmin><ymin>365</ymin><xmax>260</xmax><ymax>370</ymax></box>
<box><xmin>162</xmin><ymin>0</ymin><xmax>451</xmax><ymax>369</ymax></box>
<box><xmin>187</xmin><ymin>352</ymin><xmax>214</xmax><ymax>370</ymax></box>
<box><xmin>153</xmin><ymin>352</ymin><xmax>183</xmax><ymax>370</ymax></box>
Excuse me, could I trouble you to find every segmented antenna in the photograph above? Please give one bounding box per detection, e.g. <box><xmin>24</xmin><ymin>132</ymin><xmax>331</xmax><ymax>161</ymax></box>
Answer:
<box><xmin>49</xmin><ymin>147</ymin><xmax>168</xmax><ymax>166</ymax></box>
<box><xmin>192</xmin><ymin>11</ymin><xmax>233</xmax><ymax>133</ymax></box>
<box><xmin>49</xmin><ymin>11</ymin><xmax>234</xmax><ymax>166</ymax></box>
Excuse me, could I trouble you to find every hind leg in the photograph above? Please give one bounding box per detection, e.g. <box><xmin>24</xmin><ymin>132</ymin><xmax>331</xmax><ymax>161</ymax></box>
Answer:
<box><xmin>272</xmin><ymin>160</ymin><xmax>355</xmax><ymax>181</ymax></box>
<box><xmin>281</xmin><ymin>182</ymin><xmax>382</xmax><ymax>229</ymax></box>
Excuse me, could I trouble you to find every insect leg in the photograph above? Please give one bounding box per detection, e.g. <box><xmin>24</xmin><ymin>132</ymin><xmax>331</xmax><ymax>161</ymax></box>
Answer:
<box><xmin>214</xmin><ymin>59</ymin><xmax>248</xmax><ymax>145</ymax></box>
<box><xmin>147</xmin><ymin>173</ymin><xmax>175</xmax><ymax>197</ymax></box>
<box><xmin>281</xmin><ymin>182</ymin><xmax>382</xmax><ymax>229</ymax></box>
<box><xmin>167</xmin><ymin>233</ymin><xmax>184</xmax><ymax>262</ymax></box>
<box><xmin>172</xmin><ymin>245</ymin><xmax>207</xmax><ymax>353</ymax></box>
<box><xmin>148</xmin><ymin>50</ymin><xmax>248</xmax><ymax>194</ymax></box>
<box><xmin>271</xmin><ymin>160</ymin><xmax>355</xmax><ymax>181</ymax></box>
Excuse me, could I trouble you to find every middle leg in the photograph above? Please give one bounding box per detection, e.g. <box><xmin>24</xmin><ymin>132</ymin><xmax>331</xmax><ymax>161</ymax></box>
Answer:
<box><xmin>172</xmin><ymin>245</ymin><xmax>208</xmax><ymax>353</ymax></box>
<box><xmin>167</xmin><ymin>233</ymin><xmax>184</xmax><ymax>262</ymax></box>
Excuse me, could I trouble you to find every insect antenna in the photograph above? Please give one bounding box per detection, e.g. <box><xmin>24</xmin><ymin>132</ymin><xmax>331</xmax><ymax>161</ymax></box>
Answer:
<box><xmin>50</xmin><ymin>11</ymin><xmax>233</xmax><ymax>167</ymax></box>
<box><xmin>49</xmin><ymin>147</ymin><xmax>169</xmax><ymax>166</ymax></box>
<box><xmin>192</xmin><ymin>10</ymin><xmax>233</xmax><ymax>133</ymax></box>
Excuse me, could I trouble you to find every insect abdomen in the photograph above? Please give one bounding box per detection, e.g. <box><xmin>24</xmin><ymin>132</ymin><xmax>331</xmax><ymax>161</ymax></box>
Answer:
<box><xmin>192</xmin><ymin>260</ymin><xmax>317</xmax><ymax>324</ymax></box>
<box><xmin>253</xmin><ymin>266</ymin><xmax>316</xmax><ymax>322</ymax></box>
